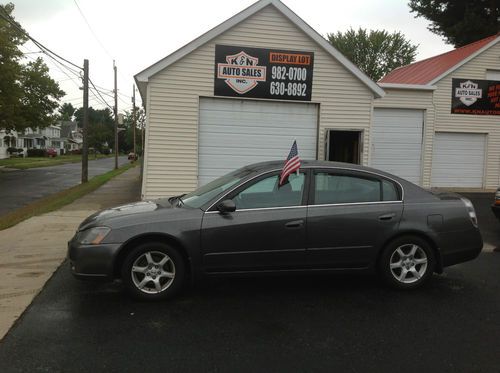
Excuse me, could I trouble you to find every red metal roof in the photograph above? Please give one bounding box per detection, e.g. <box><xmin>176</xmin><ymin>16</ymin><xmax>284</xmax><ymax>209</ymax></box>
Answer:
<box><xmin>379</xmin><ymin>33</ymin><xmax>499</xmax><ymax>85</ymax></box>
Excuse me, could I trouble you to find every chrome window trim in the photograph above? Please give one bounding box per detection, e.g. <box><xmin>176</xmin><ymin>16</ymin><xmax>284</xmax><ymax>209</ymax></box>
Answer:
<box><xmin>205</xmin><ymin>200</ymin><xmax>403</xmax><ymax>214</ymax></box>
<box><xmin>206</xmin><ymin>205</ymin><xmax>307</xmax><ymax>214</ymax></box>
<box><xmin>307</xmin><ymin>200</ymin><xmax>403</xmax><ymax>208</ymax></box>
<box><xmin>205</xmin><ymin>166</ymin><xmax>405</xmax><ymax>212</ymax></box>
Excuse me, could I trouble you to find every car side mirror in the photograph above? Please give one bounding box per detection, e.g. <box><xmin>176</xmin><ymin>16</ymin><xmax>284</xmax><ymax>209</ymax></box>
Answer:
<box><xmin>217</xmin><ymin>199</ymin><xmax>236</xmax><ymax>213</ymax></box>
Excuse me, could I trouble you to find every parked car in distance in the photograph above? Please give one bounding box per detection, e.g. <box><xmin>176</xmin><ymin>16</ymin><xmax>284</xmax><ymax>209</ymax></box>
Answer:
<box><xmin>491</xmin><ymin>187</ymin><xmax>500</xmax><ymax>220</ymax></box>
<box><xmin>68</xmin><ymin>160</ymin><xmax>483</xmax><ymax>300</ymax></box>
<box><xmin>46</xmin><ymin>148</ymin><xmax>58</xmax><ymax>157</ymax></box>
<box><xmin>128</xmin><ymin>152</ymin><xmax>138</xmax><ymax>161</ymax></box>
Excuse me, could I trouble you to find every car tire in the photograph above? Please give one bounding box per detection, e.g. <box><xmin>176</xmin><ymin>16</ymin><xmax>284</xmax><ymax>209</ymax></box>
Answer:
<box><xmin>121</xmin><ymin>241</ymin><xmax>186</xmax><ymax>301</ymax></box>
<box><xmin>379</xmin><ymin>235</ymin><xmax>435</xmax><ymax>290</ymax></box>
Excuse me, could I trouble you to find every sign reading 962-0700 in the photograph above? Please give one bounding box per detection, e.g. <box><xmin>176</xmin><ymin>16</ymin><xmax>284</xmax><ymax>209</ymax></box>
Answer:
<box><xmin>214</xmin><ymin>45</ymin><xmax>314</xmax><ymax>101</ymax></box>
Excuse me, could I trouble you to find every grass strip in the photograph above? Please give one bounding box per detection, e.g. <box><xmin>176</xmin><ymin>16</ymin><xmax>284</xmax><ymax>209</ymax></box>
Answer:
<box><xmin>0</xmin><ymin>162</ymin><xmax>137</xmax><ymax>231</ymax></box>
<box><xmin>0</xmin><ymin>154</ymin><xmax>113</xmax><ymax>169</ymax></box>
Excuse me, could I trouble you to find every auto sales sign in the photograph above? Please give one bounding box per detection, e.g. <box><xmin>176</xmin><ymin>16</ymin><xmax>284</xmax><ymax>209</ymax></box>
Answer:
<box><xmin>452</xmin><ymin>78</ymin><xmax>500</xmax><ymax>115</ymax></box>
<box><xmin>214</xmin><ymin>45</ymin><xmax>314</xmax><ymax>101</ymax></box>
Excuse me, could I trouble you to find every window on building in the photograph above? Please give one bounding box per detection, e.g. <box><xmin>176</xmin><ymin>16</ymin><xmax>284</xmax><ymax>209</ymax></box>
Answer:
<box><xmin>486</xmin><ymin>70</ymin><xmax>500</xmax><ymax>81</ymax></box>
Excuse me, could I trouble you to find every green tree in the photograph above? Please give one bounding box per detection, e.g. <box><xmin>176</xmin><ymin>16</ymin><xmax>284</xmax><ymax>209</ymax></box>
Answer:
<box><xmin>409</xmin><ymin>0</ymin><xmax>499</xmax><ymax>47</ymax></box>
<box><xmin>58</xmin><ymin>102</ymin><xmax>76</xmax><ymax>121</ymax></box>
<box><xmin>20</xmin><ymin>57</ymin><xmax>65</xmax><ymax>129</ymax></box>
<box><xmin>0</xmin><ymin>3</ymin><xmax>65</xmax><ymax>132</ymax></box>
<box><xmin>74</xmin><ymin>106</ymin><xmax>114</xmax><ymax>152</ymax></box>
<box><xmin>0</xmin><ymin>3</ymin><xmax>27</xmax><ymax>131</ymax></box>
<box><xmin>327</xmin><ymin>28</ymin><xmax>418</xmax><ymax>81</ymax></box>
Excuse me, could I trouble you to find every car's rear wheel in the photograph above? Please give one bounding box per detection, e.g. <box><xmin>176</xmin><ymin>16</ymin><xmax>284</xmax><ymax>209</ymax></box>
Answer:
<box><xmin>379</xmin><ymin>236</ymin><xmax>435</xmax><ymax>289</ymax></box>
<box><xmin>121</xmin><ymin>242</ymin><xmax>185</xmax><ymax>300</ymax></box>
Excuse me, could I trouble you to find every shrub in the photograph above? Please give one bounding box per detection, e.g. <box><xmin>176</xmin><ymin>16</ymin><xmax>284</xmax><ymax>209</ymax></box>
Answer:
<box><xmin>70</xmin><ymin>149</ymin><xmax>82</xmax><ymax>155</ymax></box>
<box><xmin>27</xmin><ymin>148</ymin><xmax>47</xmax><ymax>157</ymax></box>
<box><xmin>7</xmin><ymin>147</ymin><xmax>23</xmax><ymax>157</ymax></box>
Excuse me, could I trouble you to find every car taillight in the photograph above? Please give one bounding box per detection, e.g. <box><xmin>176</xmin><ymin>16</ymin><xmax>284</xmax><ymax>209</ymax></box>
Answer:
<box><xmin>461</xmin><ymin>198</ymin><xmax>478</xmax><ymax>228</ymax></box>
<box><xmin>495</xmin><ymin>190</ymin><xmax>500</xmax><ymax>205</ymax></box>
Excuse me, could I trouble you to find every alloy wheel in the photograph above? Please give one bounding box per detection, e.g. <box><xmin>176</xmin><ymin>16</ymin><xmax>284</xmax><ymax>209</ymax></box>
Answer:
<box><xmin>130</xmin><ymin>251</ymin><xmax>176</xmax><ymax>294</ymax></box>
<box><xmin>389</xmin><ymin>244</ymin><xmax>428</xmax><ymax>284</ymax></box>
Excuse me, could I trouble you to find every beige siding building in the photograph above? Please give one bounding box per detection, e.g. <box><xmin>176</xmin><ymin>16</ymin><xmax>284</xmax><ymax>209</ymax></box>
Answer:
<box><xmin>378</xmin><ymin>33</ymin><xmax>500</xmax><ymax>190</ymax></box>
<box><xmin>135</xmin><ymin>0</ymin><xmax>383</xmax><ymax>199</ymax></box>
<box><xmin>136</xmin><ymin>0</ymin><xmax>500</xmax><ymax>199</ymax></box>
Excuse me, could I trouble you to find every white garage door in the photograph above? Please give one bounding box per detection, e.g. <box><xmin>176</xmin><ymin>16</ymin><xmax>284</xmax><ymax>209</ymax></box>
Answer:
<box><xmin>431</xmin><ymin>132</ymin><xmax>486</xmax><ymax>188</ymax></box>
<box><xmin>199</xmin><ymin>98</ymin><xmax>318</xmax><ymax>186</ymax></box>
<box><xmin>371</xmin><ymin>108</ymin><xmax>423</xmax><ymax>184</ymax></box>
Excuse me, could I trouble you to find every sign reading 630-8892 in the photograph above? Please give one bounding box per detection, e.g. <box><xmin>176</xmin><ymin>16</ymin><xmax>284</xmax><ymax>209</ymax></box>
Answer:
<box><xmin>214</xmin><ymin>45</ymin><xmax>314</xmax><ymax>101</ymax></box>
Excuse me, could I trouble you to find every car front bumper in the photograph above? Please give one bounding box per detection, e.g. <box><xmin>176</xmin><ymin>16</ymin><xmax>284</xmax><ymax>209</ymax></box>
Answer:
<box><xmin>67</xmin><ymin>238</ymin><xmax>121</xmax><ymax>280</ymax></box>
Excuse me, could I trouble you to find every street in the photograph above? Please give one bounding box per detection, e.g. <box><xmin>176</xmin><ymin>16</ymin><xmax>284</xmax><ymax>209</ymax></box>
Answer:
<box><xmin>0</xmin><ymin>194</ymin><xmax>499</xmax><ymax>372</ymax></box>
<box><xmin>0</xmin><ymin>156</ymin><xmax>128</xmax><ymax>216</ymax></box>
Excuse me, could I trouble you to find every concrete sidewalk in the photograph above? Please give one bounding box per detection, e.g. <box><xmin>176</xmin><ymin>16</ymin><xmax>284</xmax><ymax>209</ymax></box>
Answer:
<box><xmin>0</xmin><ymin>165</ymin><xmax>141</xmax><ymax>340</ymax></box>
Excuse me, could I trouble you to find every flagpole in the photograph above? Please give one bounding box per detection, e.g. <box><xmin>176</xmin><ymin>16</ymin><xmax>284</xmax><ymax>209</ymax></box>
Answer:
<box><xmin>294</xmin><ymin>138</ymin><xmax>299</xmax><ymax>176</ymax></box>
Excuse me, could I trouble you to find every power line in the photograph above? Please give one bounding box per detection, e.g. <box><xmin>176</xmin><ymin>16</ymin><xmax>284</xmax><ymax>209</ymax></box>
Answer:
<box><xmin>1</xmin><ymin>7</ymin><xmax>124</xmax><ymax>112</ymax></box>
<box><xmin>89</xmin><ymin>78</ymin><xmax>114</xmax><ymax>111</ymax></box>
<box><xmin>73</xmin><ymin>0</ymin><xmax>114</xmax><ymax>60</ymax></box>
<box><xmin>0</xmin><ymin>8</ymin><xmax>82</xmax><ymax>71</ymax></box>
<box><xmin>21</xmin><ymin>44</ymin><xmax>82</xmax><ymax>91</ymax></box>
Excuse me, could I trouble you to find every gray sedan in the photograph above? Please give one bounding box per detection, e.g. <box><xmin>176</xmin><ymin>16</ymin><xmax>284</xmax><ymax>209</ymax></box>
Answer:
<box><xmin>68</xmin><ymin>161</ymin><xmax>483</xmax><ymax>300</ymax></box>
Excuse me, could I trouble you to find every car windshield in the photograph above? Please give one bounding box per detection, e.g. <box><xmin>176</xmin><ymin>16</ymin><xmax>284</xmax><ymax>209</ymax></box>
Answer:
<box><xmin>181</xmin><ymin>168</ymin><xmax>254</xmax><ymax>209</ymax></box>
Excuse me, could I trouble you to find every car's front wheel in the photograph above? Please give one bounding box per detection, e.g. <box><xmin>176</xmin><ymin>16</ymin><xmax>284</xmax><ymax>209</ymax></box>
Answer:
<box><xmin>379</xmin><ymin>235</ymin><xmax>435</xmax><ymax>289</ymax></box>
<box><xmin>121</xmin><ymin>242</ymin><xmax>185</xmax><ymax>300</ymax></box>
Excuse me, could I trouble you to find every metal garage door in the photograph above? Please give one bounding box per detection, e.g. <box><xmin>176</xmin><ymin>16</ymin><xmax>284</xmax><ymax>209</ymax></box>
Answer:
<box><xmin>371</xmin><ymin>108</ymin><xmax>423</xmax><ymax>184</ymax></box>
<box><xmin>199</xmin><ymin>98</ymin><xmax>318</xmax><ymax>186</ymax></box>
<box><xmin>431</xmin><ymin>132</ymin><xmax>486</xmax><ymax>188</ymax></box>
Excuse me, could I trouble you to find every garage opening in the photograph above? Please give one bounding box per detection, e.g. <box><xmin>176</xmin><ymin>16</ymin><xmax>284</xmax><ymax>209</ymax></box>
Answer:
<box><xmin>431</xmin><ymin>132</ymin><xmax>486</xmax><ymax>188</ymax></box>
<box><xmin>326</xmin><ymin>130</ymin><xmax>361</xmax><ymax>164</ymax></box>
<box><xmin>199</xmin><ymin>98</ymin><xmax>318</xmax><ymax>186</ymax></box>
<box><xmin>371</xmin><ymin>108</ymin><xmax>424</xmax><ymax>185</ymax></box>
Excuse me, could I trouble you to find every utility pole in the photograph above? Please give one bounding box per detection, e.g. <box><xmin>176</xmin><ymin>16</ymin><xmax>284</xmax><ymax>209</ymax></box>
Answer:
<box><xmin>113</xmin><ymin>61</ymin><xmax>118</xmax><ymax>170</ymax></box>
<box><xmin>132</xmin><ymin>85</ymin><xmax>136</xmax><ymax>159</ymax></box>
<box><xmin>82</xmin><ymin>59</ymin><xmax>89</xmax><ymax>183</ymax></box>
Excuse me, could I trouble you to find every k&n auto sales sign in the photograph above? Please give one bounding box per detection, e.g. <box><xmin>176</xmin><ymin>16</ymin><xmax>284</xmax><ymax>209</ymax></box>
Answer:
<box><xmin>214</xmin><ymin>44</ymin><xmax>314</xmax><ymax>101</ymax></box>
<box><xmin>451</xmin><ymin>78</ymin><xmax>500</xmax><ymax>115</ymax></box>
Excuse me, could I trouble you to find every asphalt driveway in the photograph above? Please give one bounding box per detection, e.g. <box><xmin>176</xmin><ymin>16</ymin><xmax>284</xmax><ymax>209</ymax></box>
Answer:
<box><xmin>0</xmin><ymin>156</ymin><xmax>128</xmax><ymax>216</ymax></box>
<box><xmin>0</xmin><ymin>193</ymin><xmax>498</xmax><ymax>372</ymax></box>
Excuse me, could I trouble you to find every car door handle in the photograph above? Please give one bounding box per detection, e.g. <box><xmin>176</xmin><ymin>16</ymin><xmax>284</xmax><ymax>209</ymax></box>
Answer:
<box><xmin>378</xmin><ymin>213</ymin><xmax>396</xmax><ymax>221</ymax></box>
<box><xmin>285</xmin><ymin>220</ymin><xmax>304</xmax><ymax>229</ymax></box>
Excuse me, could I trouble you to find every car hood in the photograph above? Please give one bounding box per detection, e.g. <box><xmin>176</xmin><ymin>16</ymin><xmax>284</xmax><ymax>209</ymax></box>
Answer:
<box><xmin>78</xmin><ymin>199</ymin><xmax>171</xmax><ymax>231</ymax></box>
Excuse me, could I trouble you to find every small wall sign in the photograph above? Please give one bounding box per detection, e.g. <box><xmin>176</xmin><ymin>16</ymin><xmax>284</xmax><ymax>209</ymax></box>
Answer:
<box><xmin>452</xmin><ymin>78</ymin><xmax>500</xmax><ymax>115</ymax></box>
<box><xmin>214</xmin><ymin>45</ymin><xmax>314</xmax><ymax>101</ymax></box>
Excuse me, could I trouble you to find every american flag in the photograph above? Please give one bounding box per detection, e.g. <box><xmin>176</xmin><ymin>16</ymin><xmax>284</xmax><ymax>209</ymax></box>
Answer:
<box><xmin>279</xmin><ymin>140</ymin><xmax>301</xmax><ymax>186</ymax></box>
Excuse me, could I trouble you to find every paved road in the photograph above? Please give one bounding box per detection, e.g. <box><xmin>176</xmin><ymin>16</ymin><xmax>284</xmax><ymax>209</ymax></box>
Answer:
<box><xmin>0</xmin><ymin>156</ymin><xmax>128</xmax><ymax>216</ymax></box>
<box><xmin>0</xmin><ymin>194</ymin><xmax>499</xmax><ymax>372</ymax></box>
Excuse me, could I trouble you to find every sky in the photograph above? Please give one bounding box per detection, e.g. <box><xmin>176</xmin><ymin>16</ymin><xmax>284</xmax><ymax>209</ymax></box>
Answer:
<box><xmin>9</xmin><ymin>0</ymin><xmax>453</xmax><ymax>112</ymax></box>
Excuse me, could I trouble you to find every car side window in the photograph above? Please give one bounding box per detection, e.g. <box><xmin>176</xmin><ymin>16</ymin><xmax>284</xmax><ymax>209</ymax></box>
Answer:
<box><xmin>314</xmin><ymin>172</ymin><xmax>398</xmax><ymax>204</ymax></box>
<box><xmin>232</xmin><ymin>173</ymin><xmax>305</xmax><ymax>209</ymax></box>
<box><xmin>382</xmin><ymin>179</ymin><xmax>399</xmax><ymax>201</ymax></box>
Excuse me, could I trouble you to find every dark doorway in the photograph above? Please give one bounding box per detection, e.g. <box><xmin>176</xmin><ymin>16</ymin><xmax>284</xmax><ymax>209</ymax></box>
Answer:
<box><xmin>326</xmin><ymin>130</ymin><xmax>361</xmax><ymax>164</ymax></box>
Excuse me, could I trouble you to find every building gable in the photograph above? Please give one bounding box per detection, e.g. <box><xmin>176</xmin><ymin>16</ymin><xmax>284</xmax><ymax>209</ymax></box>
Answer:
<box><xmin>135</xmin><ymin>0</ymin><xmax>384</xmax><ymax>102</ymax></box>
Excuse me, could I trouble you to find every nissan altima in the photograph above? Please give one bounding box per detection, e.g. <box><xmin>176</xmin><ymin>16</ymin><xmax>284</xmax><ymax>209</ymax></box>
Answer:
<box><xmin>68</xmin><ymin>161</ymin><xmax>483</xmax><ymax>300</ymax></box>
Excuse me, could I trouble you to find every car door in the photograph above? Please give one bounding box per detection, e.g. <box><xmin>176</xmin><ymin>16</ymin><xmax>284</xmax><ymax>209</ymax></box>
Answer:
<box><xmin>306</xmin><ymin>169</ymin><xmax>403</xmax><ymax>269</ymax></box>
<box><xmin>201</xmin><ymin>171</ymin><xmax>308</xmax><ymax>273</ymax></box>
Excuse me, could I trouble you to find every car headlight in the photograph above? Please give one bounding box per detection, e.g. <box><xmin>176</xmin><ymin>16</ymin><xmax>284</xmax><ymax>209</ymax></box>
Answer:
<box><xmin>77</xmin><ymin>227</ymin><xmax>111</xmax><ymax>245</ymax></box>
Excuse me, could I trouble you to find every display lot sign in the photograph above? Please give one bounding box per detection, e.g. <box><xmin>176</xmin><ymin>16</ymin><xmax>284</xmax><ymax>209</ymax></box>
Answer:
<box><xmin>452</xmin><ymin>78</ymin><xmax>500</xmax><ymax>115</ymax></box>
<box><xmin>214</xmin><ymin>45</ymin><xmax>314</xmax><ymax>101</ymax></box>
